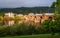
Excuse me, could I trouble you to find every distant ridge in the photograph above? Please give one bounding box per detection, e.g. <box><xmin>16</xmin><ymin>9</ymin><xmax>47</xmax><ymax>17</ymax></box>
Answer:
<box><xmin>0</xmin><ymin>7</ymin><xmax>55</xmax><ymax>14</ymax></box>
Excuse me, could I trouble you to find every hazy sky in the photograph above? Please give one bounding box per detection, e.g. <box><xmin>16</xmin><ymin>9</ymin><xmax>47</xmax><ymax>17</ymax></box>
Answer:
<box><xmin>0</xmin><ymin>0</ymin><xmax>56</xmax><ymax>8</ymax></box>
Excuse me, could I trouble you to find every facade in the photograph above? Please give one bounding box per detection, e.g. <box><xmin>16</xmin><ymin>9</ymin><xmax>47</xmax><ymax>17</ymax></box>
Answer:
<box><xmin>15</xmin><ymin>14</ymin><xmax>25</xmax><ymax>24</ymax></box>
<box><xmin>4</xmin><ymin>12</ymin><xmax>14</xmax><ymax>18</ymax></box>
<box><xmin>24</xmin><ymin>13</ymin><xmax>54</xmax><ymax>25</ymax></box>
<box><xmin>4</xmin><ymin>12</ymin><xmax>14</xmax><ymax>26</ymax></box>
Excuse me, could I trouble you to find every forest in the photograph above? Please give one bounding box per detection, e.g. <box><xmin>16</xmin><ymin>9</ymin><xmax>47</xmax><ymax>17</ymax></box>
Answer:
<box><xmin>0</xmin><ymin>7</ymin><xmax>55</xmax><ymax>14</ymax></box>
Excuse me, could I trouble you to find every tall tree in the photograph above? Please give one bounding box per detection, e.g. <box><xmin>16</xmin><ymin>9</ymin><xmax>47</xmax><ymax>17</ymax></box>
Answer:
<box><xmin>56</xmin><ymin>0</ymin><xmax>60</xmax><ymax>11</ymax></box>
<box><xmin>51</xmin><ymin>2</ymin><xmax>56</xmax><ymax>8</ymax></box>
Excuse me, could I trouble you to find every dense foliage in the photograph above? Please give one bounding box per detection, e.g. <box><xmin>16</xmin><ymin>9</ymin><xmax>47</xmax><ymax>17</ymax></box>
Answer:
<box><xmin>0</xmin><ymin>7</ymin><xmax>55</xmax><ymax>14</ymax></box>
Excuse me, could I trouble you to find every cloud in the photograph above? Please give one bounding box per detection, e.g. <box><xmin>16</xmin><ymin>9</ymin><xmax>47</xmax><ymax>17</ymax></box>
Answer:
<box><xmin>0</xmin><ymin>0</ymin><xmax>56</xmax><ymax>8</ymax></box>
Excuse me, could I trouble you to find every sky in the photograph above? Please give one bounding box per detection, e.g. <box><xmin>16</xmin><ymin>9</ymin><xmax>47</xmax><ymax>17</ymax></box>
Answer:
<box><xmin>0</xmin><ymin>0</ymin><xmax>56</xmax><ymax>8</ymax></box>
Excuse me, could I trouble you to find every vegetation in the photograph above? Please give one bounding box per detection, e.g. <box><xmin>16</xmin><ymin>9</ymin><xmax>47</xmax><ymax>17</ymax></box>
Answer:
<box><xmin>0</xmin><ymin>7</ymin><xmax>60</xmax><ymax>37</ymax></box>
<box><xmin>0</xmin><ymin>34</ymin><xmax>60</xmax><ymax>38</ymax></box>
<box><xmin>0</xmin><ymin>15</ymin><xmax>60</xmax><ymax>37</ymax></box>
<box><xmin>0</xmin><ymin>7</ymin><xmax>55</xmax><ymax>14</ymax></box>
<box><xmin>0</xmin><ymin>0</ymin><xmax>60</xmax><ymax>37</ymax></box>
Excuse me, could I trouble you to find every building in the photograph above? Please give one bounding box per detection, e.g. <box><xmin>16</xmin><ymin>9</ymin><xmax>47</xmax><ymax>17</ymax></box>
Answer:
<box><xmin>4</xmin><ymin>12</ymin><xmax>14</xmax><ymax>26</ymax></box>
<box><xmin>4</xmin><ymin>12</ymin><xmax>14</xmax><ymax>18</ymax></box>
<box><xmin>3</xmin><ymin>12</ymin><xmax>54</xmax><ymax>26</ymax></box>
<box><xmin>24</xmin><ymin>13</ymin><xmax>54</xmax><ymax>25</ymax></box>
<box><xmin>15</xmin><ymin>14</ymin><xmax>25</xmax><ymax>24</ymax></box>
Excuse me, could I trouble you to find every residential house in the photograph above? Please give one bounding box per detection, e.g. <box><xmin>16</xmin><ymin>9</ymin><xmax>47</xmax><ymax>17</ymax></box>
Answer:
<box><xmin>4</xmin><ymin>12</ymin><xmax>14</xmax><ymax>26</ymax></box>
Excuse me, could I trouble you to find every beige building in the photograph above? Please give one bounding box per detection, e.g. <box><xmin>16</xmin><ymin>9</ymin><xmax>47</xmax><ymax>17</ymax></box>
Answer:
<box><xmin>24</xmin><ymin>13</ymin><xmax>54</xmax><ymax>25</ymax></box>
<box><xmin>15</xmin><ymin>14</ymin><xmax>25</xmax><ymax>24</ymax></box>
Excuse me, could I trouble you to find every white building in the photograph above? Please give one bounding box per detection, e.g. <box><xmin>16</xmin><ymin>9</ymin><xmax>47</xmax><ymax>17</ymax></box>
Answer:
<box><xmin>8</xmin><ymin>21</ymin><xmax>14</xmax><ymax>26</ymax></box>
<box><xmin>4</xmin><ymin>12</ymin><xmax>15</xmax><ymax>26</ymax></box>
<box><xmin>5</xmin><ymin>12</ymin><xmax>14</xmax><ymax>18</ymax></box>
<box><xmin>44</xmin><ymin>13</ymin><xmax>54</xmax><ymax>16</ymax></box>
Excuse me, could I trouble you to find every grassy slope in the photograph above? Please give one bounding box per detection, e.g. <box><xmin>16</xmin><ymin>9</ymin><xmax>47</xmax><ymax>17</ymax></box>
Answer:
<box><xmin>0</xmin><ymin>34</ymin><xmax>60</xmax><ymax>38</ymax></box>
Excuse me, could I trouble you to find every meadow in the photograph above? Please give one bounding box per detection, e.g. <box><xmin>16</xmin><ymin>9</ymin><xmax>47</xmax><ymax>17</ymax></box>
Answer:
<box><xmin>0</xmin><ymin>33</ymin><xmax>60</xmax><ymax>38</ymax></box>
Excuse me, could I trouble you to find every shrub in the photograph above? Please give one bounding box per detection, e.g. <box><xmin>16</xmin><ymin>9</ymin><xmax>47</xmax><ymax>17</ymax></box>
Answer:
<box><xmin>0</xmin><ymin>22</ymin><xmax>60</xmax><ymax>37</ymax></box>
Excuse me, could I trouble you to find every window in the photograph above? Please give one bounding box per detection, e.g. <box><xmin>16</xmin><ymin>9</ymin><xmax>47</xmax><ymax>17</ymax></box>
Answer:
<box><xmin>49</xmin><ymin>16</ymin><xmax>52</xmax><ymax>19</ymax></box>
<box><xmin>40</xmin><ymin>16</ymin><xmax>42</xmax><ymax>19</ymax></box>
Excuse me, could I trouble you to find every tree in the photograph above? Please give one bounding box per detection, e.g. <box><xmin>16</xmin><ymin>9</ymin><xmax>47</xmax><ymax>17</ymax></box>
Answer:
<box><xmin>0</xmin><ymin>16</ymin><xmax>3</xmax><ymax>25</ymax></box>
<box><xmin>54</xmin><ymin>11</ymin><xmax>60</xmax><ymax>35</ymax></box>
<box><xmin>56</xmin><ymin>0</ymin><xmax>60</xmax><ymax>12</ymax></box>
<box><xmin>51</xmin><ymin>2</ymin><xmax>56</xmax><ymax>8</ymax></box>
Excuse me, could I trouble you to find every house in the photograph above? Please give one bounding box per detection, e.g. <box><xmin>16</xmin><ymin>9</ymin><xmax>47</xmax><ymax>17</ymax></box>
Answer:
<box><xmin>34</xmin><ymin>14</ymin><xmax>42</xmax><ymax>25</ymax></box>
<box><xmin>15</xmin><ymin>14</ymin><xmax>25</xmax><ymax>24</ymax></box>
<box><xmin>41</xmin><ymin>13</ymin><xmax>54</xmax><ymax>23</ymax></box>
<box><xmin>4</xmin><ymin>12</ymin><xmax>14</xmax><ymax>26</ymax></box>
<box><xmin>43</xmin><ymin>13</ymin><xmax>54</xmax><ymax>20</ymax></box>
<box><xmin>3</xmin><ymin>12</ymin><xmax>55</xmax><ymax>26</ymax></box>
<box><xmin>24</xmin><ymin>13</ymin><xmax>35</xmax><ymax>25</ymax></box>
<box><xmin>24</xmin><ymin>13</ymin><xmax>54</xmax><ymax>25</ymax></box>
<box><xmin>4</xmin><ymin>12</ymin><xmax>14</xmax><ymax>18</ymax></box>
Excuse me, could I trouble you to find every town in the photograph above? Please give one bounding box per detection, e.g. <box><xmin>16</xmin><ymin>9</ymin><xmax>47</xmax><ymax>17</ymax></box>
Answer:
<box><xmin>0</xmin><ymin>0</ymin><xmax>60</xmax><ymax>38</ymax></box>
<box><xmin>0</xmin><ymin>12</ymin><xmax>54</xmax><ymax>26</ymax></box>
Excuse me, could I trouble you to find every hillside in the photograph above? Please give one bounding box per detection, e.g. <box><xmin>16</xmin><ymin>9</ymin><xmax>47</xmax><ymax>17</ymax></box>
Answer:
<box><xmin>0</xmin><ymin>7</ymin><xmax>55</xmax><ymax>14</ymax></box>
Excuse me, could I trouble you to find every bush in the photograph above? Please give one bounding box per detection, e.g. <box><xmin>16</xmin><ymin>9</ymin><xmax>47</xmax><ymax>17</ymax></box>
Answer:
<box><xmin>0</xmin><ymin>21</ymin><xmax>60</xmax><ymax>37</ymax></box>
<box><xmin>0</xmin><ymin>24</ymin><xmax>36</xmax><ymax>36</ymax></box>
